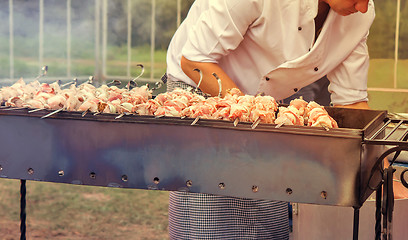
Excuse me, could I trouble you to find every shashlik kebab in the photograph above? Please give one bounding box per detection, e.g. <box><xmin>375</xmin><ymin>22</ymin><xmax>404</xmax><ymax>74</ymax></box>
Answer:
<box><xmin>0</xmin><ymin>78</ymin><xmax>338</xmax><ymax>129</ymax></box>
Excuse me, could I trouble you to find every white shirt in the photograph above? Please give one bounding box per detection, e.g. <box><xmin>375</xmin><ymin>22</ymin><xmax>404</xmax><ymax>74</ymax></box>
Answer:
<box><xmin>166</xmin><ymin>0</ymin><xmax>375</xmax><ymax>105</ymax></box>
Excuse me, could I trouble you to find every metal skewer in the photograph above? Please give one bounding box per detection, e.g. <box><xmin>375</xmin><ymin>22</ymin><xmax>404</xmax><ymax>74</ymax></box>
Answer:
<box><xmin>148</xmin><ymin>82</ymin><xmax>163</xmax><ymax>91</ymax></box>
<box><xmin>193</xmin><ymin>68</ymin><xmax>203</xmax><ymax>93</ymax></box>
<box><xmin>126</xmin><ymin>80</ymin><xmax>137</xmax><ymax>90</ymax></box>
<box><xmin>212</xmin><ymin>73</ymin><xmax>223</xmax><ymax>98</ymax></box>
<box><xmin>87</xmin><ymin>76</ymin><xmax>94</xmax><ymax>84</ymax></box>
<box><xmin>320</xmin><ymin>124</ymin><xmax>330</xmax><ymax>131</ymax></box>
<box><xmin>115</xmin><ymin>113</ymin><xmax>125</xmax><ymax>119</ymax></box>
<box><xmin>41</xmin><ymin>108</ymin><xmax>64</xmax><ymax>119</ymax></box>
<box><xmin>133</xmin><ymin>64</ymin><xmax>145</xmax><ymax>81</ymax></box>
<box><xmin>61</xmin><ymin>78</ymin><xmax>78</xmax><ymax>88</ymax></box>
<box><xmin>126</xmin><ymin>64</ymin><xmax>145</xmax><ymax>90</ymax></box>
<box><xmin>82</xmin><ymin>109</ymin><xmax>89</xmax><ymax>117</ymax></box>
<box><xmin>251</xmin><ymin>118</ymin><xmax>262</xmax><ymax>129</ymax></box>
<box><xmin>191</xmin><ymin>116</ymin><xmax>200</xmax><ymax>125</ymax></box>
<box><xmin>28</xmin><ymin>108</ymin><xmax>45</xmax><ymax>113</ymax></box>
<box><xmin>275</xmin><ymin>122</ymin><xmax>285</xmax><ymax>129</ymax></box>
<box><xmin>35</xmin><ymin>65</ymin><xmax>48</xmax><ymax>81</ymax></box>
<box><xmin>114</xmin><ymin>106</ymin><xmax>133</xmax><ymax>119</ymax></box>
<box><xmin>233</xmin><ymin>118</ymin><xmax>239</xmax><ymax>127</ymax></box>
<box><xmin>107</xmin><ymin>79</ymin><xmax>121</xmax><ymax>87</ymax></box>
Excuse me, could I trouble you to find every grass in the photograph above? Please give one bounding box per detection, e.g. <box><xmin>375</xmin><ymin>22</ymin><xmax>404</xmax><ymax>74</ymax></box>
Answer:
<box><xmin>0</xmin><ymin>179</ymin><xmax>169</xmax><ymax>240</ymax></box>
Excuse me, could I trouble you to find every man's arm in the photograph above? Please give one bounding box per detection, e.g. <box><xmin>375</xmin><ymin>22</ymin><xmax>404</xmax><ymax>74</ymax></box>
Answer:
<box><xmin>181</xmin><ymin>56</ymin><xmax>242</xmax><ymax>97</ymax></box>
<box><xmin>334</xmin><ymin>101</ymin><xmax>369</xmax><ymax>109</ymax></box>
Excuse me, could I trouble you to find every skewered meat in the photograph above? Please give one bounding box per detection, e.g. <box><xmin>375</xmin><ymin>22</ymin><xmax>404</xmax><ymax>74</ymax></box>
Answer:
<box><xmin>155</xmin><ymin>106</ymin><xmax>181</xmax><ymax>117</ymax></box>
<box><xmin>307</xmin><ymin>106</ymin><xmax>338</xmax><ymax>128</ymax></box>
<box><xmin>0</xmin><ymin>79</ymin><xmax>338</xmax><ymax>129</ymax></box>
<box><xmin>78</xmin><ymin>98</ymin><xmax>100</xmax><ymax>112</ymax></box>
<box><xmin>249</xmin><ymin>95</ymin><xmax>278</xmax><ymax>124</ymax></box>
<box><xmin>47</xmin><ymin>95</ymin><xmax>67</xmax><ymax>110</ymax></box>
<box><xmin>289</xmin><ymin>98</ymin><xmax>308</xmax><ymax>117</ymax></box>
<box><xmin>275</xmin><ymin>106</ymin><xmax>304</xmax><ymax>126</ymax></box>
<box><xmin>24</xmin><ymin>99</ymin><xmax>45</xmax><ymax>109</ymax></box>
<box><xmin>305</xmin><ymin>101</ymin><xmax>338</xmax><ymax>128</ymax></box>
<box><xmin>5</xmin><ymin>96</ymin><xmax>24</xmax><ymax>107</ymax></box>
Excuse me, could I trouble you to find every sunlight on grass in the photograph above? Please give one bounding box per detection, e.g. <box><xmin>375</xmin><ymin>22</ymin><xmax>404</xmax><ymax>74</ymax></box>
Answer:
<box><xmin>0</xmin><ymin>179</ymin><xmax>169</xmax><ymax>240</ymax></box>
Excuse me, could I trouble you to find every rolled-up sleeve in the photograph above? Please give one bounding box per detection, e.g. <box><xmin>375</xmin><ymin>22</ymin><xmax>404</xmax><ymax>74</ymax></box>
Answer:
<box><xmin>328</xmin><ymin>33</ymin><xmax>370</xmax><ymax>105</ymax></box>
<box><xmin>182</xmin><ymin>0</ymin><xmax>262</xmax><ymax>63</ymax></box>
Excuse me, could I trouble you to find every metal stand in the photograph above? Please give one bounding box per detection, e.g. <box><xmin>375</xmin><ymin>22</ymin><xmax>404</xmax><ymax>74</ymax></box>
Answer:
<box><xmin>353</xmin><ymin>207</ymin><xmax>360</xmax><ymax>240</ymax></box>
<box><xmin>371</xmin><ymin>146</ymin><xmax>408</xmax><ymax>240</ymax></box>
<box><xmin>373</xmin><ymin>166</ymin><xmax>395</xmax><ymax>240</ymax></box>
<box><xmin>20</xmin><ymin>180</ymin><xmax>26</xmax><ymax>240</ymax></box>
<box><xmin>375</xmin><ymin>188</ymin><xmax>382</xmax><ymax>240</ymax></box>
<box><xmin>373</xmin><ymin>167</ymin><xmax>395</xmax><ymax>240</ymax></box>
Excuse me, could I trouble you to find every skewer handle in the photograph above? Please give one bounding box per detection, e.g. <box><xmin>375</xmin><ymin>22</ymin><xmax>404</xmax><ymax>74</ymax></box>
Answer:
<box><xmin>275</xmin><ymin>122</ymin><xmax>285</xmax><ymax>129</ymax></box>
<box><xmin>251</xmin><ymin>118</ymin><xmax>261</xmax><ymax>129</ymax></box>
<box><xmin>191</xmin><ymin>116</ymin><xmax>200</xmax><ymax>125</ymax></box>
<box><xmin>130</xmin><ymin>64</ymin><xmax>145</xmax><ymax>82</ymax></box>
<box><xmin>28</xmin><ymin>108</ymin><xmax>45</xmax><ymax>113</ymax></box>
<box><xmin>193</xmin><ymin>69</ymin><xmax>203</xmax><ymax>93</ymax></box>
<box><xmin>212</xmin><ymin>73</ymin><xmax>222</xmax><ymax>98</ymax></box>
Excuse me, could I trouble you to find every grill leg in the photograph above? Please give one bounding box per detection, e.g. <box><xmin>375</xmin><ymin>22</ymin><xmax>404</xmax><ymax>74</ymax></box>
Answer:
<box><xmin>20</xmin><ymin>180</ymin><xmax>26</xmax><ymax>240</ymax></box>
<box><xmin>353</xmin><ymin>207</ymin><xmax>360</xmax><ymax>240</ymax></box>
<box><xmin>375</xmin><ymin>188</ymin><xmax>382</xmax><ymax>240</ymax></box>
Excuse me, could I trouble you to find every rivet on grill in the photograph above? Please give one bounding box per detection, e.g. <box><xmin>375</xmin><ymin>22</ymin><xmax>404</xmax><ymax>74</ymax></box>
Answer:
<box><xmin>27</xmin><ymin>168</ymin><xmax>34</xmax><ymax>175</ymax></box>
<box><xmin>89</xmin><ymin>172</ymin><xmax>96</xmax><ymax>179</ymax></box>
<box><xmin>0</xmin><ymin>165</ymin><xmax>2</xmax><ymax>171</ymax></box>
<box><xmin>218</xmin><ymin>183</ymin><xmax>226</xmax><ymax>189</ymax></box>
<box><xmin>58</xmin><ymin>170</ymin><xmax>64</xmax><ymax>176</ymax></box>
<box><xmin>186</xmin><ymin>180</ymin><xmax>193</xmax><ymax>187</ymax></box>
<box><xmin>122</xmin><ymin>175</ymin><xmax>128</xmax><ymax>182</ymax></box>
<box><xmin>153</xmin><ymin>177</ymin><xmax>160</xmax><ymax>184</ymax></box>
<box><xmin>321</xmin><ymin>191</ymin><xmax>328</xmax><ymax>199</ymax></box>
<box><xmin>252</xmin><ymin>185</ymin><xmax>259</xmax><ymax>193</ymax></box>
<box><xmin>286</xmin><ymin>188</ymin><xmax>293</xmax><ymax>195</ymax></box>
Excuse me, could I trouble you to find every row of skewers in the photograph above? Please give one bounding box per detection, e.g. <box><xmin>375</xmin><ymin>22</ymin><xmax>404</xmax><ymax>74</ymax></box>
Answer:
<box><xmin>0</xmin><ymin>81</ymin><xmax>338</xmax><ymax>130</ymax></box>
<box><xmin>0</xmin><ymin>66</ymin><xmax>338</xmax><ymax>129</ymax></box>
<box><xmin>149</xmin><ymin>87</ymin><xmax>338</xmax><ymax>129</ymax></box>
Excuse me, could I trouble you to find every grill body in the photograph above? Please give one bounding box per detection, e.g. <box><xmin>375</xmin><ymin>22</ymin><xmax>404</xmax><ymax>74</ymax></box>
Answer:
<box><xmin>0</xmin><ymin>107</ymin><xmax>387</xmax><ymax>207</ymax></box>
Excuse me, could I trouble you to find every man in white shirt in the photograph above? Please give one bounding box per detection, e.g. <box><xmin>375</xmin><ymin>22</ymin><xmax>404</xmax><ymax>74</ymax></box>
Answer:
<box><xmin>166</xmin><ymin>0</ymin><xmax>374</xmax><ymax>239</ymax></box>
